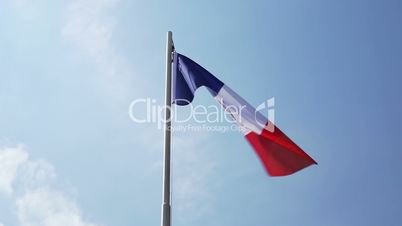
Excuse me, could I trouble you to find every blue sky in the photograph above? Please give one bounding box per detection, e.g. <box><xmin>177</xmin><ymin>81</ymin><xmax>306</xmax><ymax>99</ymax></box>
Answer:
<box><xmin>1</xmin><ymin>0</ymin><xmax>402</xmax><ymax>226</ymax></box>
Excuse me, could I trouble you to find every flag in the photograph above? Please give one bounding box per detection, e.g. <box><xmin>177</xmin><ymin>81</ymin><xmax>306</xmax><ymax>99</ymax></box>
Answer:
<box><xmin>172</xmin><ymin>52</ymin><xmax>317</xmax><ymax>176</ymax></box>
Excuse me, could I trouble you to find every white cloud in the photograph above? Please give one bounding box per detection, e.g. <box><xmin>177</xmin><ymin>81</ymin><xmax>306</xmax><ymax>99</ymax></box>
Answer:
<box><xmin>0</xmin><ymin>145</ymin><xmax>101</xmax><ymax>226</ymax></box>
<box><xmin>16</xmin><ymin>188</ymin><xmax>98</xmax><ymax>226</ymax></box>
<box><xmin>0</xmin><ymin>145</ymin><xmax>28</xmax><ymax>194</ymax></box>
<box><xmin>62</xmin><ymin>0</ymin><xmax>135</xmax><ymax>101</ymax></box>
<box><xmin>16</xmin><ymin>159</ymin><xmax>56</xmax><ymax>191</ymax></box>
<box><xmin>62</xmin><ymin>0</ymin><xmax>119</xmax><ymax>64</ymax></box>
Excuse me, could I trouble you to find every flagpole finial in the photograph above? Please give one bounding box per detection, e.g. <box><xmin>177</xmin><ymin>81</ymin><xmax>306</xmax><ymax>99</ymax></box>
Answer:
<box><xmin>167</xmin><ymin>31</ymin><xmax>175</xmax><ymax>51</ymax></box>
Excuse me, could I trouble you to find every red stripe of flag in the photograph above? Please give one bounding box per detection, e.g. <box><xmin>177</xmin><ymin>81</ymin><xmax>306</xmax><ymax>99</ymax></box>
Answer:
<box><xmin>245</xmin><ymin>124</ymin><xmax>317</xmax><ymax>176</ymax></box>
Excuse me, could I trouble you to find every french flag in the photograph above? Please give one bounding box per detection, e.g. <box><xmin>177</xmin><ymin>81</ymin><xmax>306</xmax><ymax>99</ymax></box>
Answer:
<box><xmin>172</xmin><ymin>52</ymin><xmax>317</xmax><ymax>176</ymax></box>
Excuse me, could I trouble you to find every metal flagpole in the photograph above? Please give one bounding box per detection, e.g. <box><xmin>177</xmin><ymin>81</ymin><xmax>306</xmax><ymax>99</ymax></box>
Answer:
<box><xmin>161</xmin><ymin>31</ymin><xmax>173</xmax><ymax>226</ymax></box>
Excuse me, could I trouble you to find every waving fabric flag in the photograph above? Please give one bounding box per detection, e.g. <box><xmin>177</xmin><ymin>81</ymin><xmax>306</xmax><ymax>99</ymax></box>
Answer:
<box><xmin>172</xmin><ymin>52</ymin><xmax>317</xmax><ymax>176</ymax></box>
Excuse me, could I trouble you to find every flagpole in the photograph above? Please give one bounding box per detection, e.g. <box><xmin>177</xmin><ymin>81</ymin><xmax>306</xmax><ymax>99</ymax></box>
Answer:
<box><xmin>161</xmin><ymin>31</ymin><xmax>173</xmax><ymax>226</ymax></box>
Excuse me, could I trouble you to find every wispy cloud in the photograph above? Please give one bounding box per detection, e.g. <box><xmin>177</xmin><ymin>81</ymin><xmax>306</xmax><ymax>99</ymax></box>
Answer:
<box><xmin>9</xmin><ymin>0</ymin><xmax>28</xmax><ymax>8</ymax></box>
<box><xmin>0</xmin><ymin>144</ymin><xmax>28</xmax><ymax>195</ymax></box>
<box><xmin>0</xmin><ymin>145</ymin><xmax>101</xmax><ymax>226</ymax></box>
<box><xmin>62</xmin><ymin>0</ymin><xmax>119</xmax><ymax>64</ymax></box>
<box><xmin>16</xmin><ymin>188</ymin><xmax>98</xmax><ymax>226</ymax></box>
<box><xmin>61</xmin><ymin>0</ymin><xmax>136</xmax><ymax>102</ymax></box>
<box><xmin>171</xmin><ymin>132</ymin><xmax>218</xmax><ymax>223</ymax></box>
